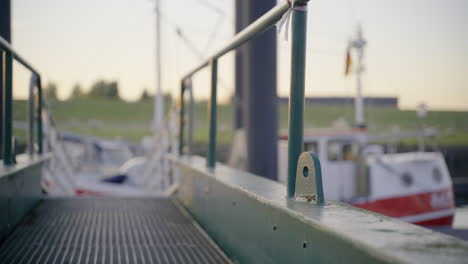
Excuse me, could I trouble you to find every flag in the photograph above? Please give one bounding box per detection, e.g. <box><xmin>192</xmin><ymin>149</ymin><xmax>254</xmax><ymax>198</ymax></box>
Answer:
<box><xmin>345</xmin><ymin>48</ymin><xmax>352</xmax><ymax>76</ymax></box>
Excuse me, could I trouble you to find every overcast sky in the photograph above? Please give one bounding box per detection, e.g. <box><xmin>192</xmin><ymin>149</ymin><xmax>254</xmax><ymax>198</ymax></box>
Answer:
<box><xmin>10</xmin><ymin>0</ymin><xmax>468</xmax><ymax>110</ymax></box>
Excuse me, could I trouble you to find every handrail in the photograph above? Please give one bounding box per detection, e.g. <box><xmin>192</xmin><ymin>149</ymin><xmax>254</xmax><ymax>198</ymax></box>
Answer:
<box><xmin>179</xmin><ymin>0</ymin><xmax>309</xmax><ymax>198</ymax></box>
<box><xmin>0</xmin><ymin>36</ymin><xmax>43</xmax><ymax>166</ymax></box>
<box><xmin>0</xmin><ymin>37</ymin><xmax>40</xmax><ymax>75</ymax></box>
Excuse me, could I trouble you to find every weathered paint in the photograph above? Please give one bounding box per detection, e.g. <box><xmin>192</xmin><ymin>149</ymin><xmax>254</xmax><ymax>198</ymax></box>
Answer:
<box><xmin>0</xmin><ymin>154</ymin><xmax>48</xmax><ymax>241</ymax></box>
<box><xmin>173</xmin><ymin>155</ymin><xmax>468</xmax><ymax>264</ymax></box>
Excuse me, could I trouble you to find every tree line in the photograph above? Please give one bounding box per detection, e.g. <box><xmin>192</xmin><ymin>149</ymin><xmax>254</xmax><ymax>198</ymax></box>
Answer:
<box><xmin>44</xmin><ymin>79</ymin><xmax>159</xmax><ymax>102</ymax></box>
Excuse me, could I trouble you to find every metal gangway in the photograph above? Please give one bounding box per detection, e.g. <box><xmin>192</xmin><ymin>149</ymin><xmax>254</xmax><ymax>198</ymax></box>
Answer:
<box><xmin>1</xmin><ymin>1</ymin><xmax>468</xmax><ymax>263</ymax></box>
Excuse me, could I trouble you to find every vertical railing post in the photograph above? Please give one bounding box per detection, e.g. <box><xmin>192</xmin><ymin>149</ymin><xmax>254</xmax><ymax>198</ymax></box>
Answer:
<box><xmin>179</xmin><ymin>79</ymin><xmax>185</xmax><ymax>155</ymax></box>
<box><xmin>3</xmin><ymin>50</ymin><xmax>12</xmax><ymax>165</ymax></box>
<box><xmin>287</xmin><ymin>1</ymin><xmax>308</xmax><ymax>198</ymax></box>
<box><xmin>187</xmin><ymin>78</ymin><xmax>194</xmax><ymax>155</ymax></box>
<box><xmin>0</xmin><ymin>50</ymin><xmax>5</xmax><ymax>159</ymax></box>
<box><xmin>28</xmin><ymin>74</ymin><xmax>35</xmax><ymax>156</ymax></box>
<box><xmin>37</xmin><ymin>77</ymin><xmax>43</xmax><ymax>154</ymax></box>
<box><xmin>0</xmin><ymin>50</ymin><xmax>3</xmax><ymax>159</ymax></box>
<box><xmin>207</xmin><ymin>59</ymin><xmax>217</xmax><ymax>168</ymax></box>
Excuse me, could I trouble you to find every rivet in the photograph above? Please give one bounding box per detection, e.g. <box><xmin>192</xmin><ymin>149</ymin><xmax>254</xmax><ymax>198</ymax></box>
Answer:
<box><xmin>303</xmin><ymin>241</ymin><xmax>307</xmax><ymax>248</ymax></box>
<box><xmin>273</xmin><ymin>225</ymin><xmax>277</xmax><ymax>231</ymax></box>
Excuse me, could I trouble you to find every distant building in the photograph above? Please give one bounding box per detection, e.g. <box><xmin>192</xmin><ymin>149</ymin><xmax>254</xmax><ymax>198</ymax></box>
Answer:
<box><xmin>278</xmin><ymin>96</ymin><xmax>398</xmax><ymax>107</ymax></box>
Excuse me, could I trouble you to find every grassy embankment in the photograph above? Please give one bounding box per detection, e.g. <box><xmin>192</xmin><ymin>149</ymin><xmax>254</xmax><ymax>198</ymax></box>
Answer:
<box><xmin>12</xmin><ymin>98</ymin><xmax>468</xmax><ymax>146</ymax></box>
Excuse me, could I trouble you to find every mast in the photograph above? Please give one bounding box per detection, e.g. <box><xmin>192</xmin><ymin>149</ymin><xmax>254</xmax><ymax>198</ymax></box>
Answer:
<box><xmin>350</xmin><ymin>25</ymin><xmax>366</xmax><ymax>129</ymax></box>
<box><xmin>153</xmin><ymin>0</ymin><xmax>163</xmax><ymax>134</ymax></box>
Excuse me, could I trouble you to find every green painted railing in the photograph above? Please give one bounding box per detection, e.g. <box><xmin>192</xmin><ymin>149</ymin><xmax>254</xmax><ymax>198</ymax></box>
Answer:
<box><xmin>0</xmin><ymin>36</ymin><xmax>43</xmax><ymax>166</ymax></box>
<box><xmin>180</xmin><ymin>0</ymin><xmax>309</xmax><ymax>197</ymax></box>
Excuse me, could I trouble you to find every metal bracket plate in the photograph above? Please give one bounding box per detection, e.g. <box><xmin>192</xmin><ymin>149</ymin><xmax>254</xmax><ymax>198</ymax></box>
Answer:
<box><xmin>294</xmin><ymin>152</ymin><xmax>324</xmax><ymax>205</ymax></box>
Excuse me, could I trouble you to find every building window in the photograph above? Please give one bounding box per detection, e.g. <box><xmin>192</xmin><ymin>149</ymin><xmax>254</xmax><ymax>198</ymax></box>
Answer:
<box><xmin>327</xmin><ymin>140</ymin><xmax>359</xmax><ymax>161</ymax></box>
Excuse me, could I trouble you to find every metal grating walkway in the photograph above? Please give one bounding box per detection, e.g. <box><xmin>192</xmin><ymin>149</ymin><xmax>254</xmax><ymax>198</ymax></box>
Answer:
<box><xmin>0</xmin><ymin>198</ymin><xmax>231</xmax><ymax>264</ymax></box>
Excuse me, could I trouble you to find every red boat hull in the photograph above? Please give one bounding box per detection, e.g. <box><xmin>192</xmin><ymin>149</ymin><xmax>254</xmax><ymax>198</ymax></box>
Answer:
<box><xmin>354</xmin><ymin>188</ymin><xmax>455</xmax><ymax>227</ymax></box>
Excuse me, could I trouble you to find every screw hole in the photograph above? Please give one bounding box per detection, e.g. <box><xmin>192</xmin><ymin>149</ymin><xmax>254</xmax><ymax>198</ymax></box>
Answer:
<box><xmin>273</xmin><ymin>225</ymin><xmax>277</xmax><ymax>231</ymax></box>
<box><xmin>303</xmin><ymin>166</ymin><xmax>309</xmax><ymax>178</ymax></box>
<box><xmin>303</xmin><ymin>241</ymin><xmax>307</xmax><ymax>248</ymax></box>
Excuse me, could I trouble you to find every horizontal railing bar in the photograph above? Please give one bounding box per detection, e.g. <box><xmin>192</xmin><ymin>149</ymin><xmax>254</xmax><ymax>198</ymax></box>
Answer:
<box><xmin>0</xmin><ymin>36</ymin><xmax>40</xmax><ymax>76</ymax></box>
<box><xmin>182</xmin><ymin>1</ymin><xmax>290</xmax><ymax>80</ymax></box>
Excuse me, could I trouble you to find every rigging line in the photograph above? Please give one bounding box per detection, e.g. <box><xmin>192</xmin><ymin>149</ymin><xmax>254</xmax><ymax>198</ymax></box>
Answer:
<box><xmin>195</xmin><ymin>0</ymin><xmax>225</xmax><ymax>16</ymax></box>
<box><xmin>193</xmin><ymin>0</ymin><xmax>235</xmax><ymax>38</ymax></box>
<box><xmin>156</xmin><ymin>5</ymin><xmax>205</xmax><ymax>34</ymax></box>
<box><xmin>156</xmin><ymin>8</ymin><xmax>206</xmax><ymax>61</ymax></box>
<box><xmin>175</xmin><ymin>28</ymin><xmax>204</xmax><ymax>60</ymax></box>
<box><xmin>203</xmin><ymin>15</ymin><xmax>225</xmax><ymax>52</ymax></box>
<box><xmin>156</xmin><ymin>8</ymin><xmax>204</xmax><ymax>61</ymax></box>
<box><xmin>156</xmin><ymin>1</ymin><xmax>232</xmax><ymax>91</ymax></box>
<box><xmin>175</xmin><ymin>27</ymin><xmax>232</xmax><ymax>93</ymax></box>
<box><xmin>189</xmin><ymin>0</ymin><xmax>229</xmax><ymax>53</ymax></box>
<box><xmin>194</xmin><ymin>0</ymin><xmax>235</xmax><ymax>22</ymax></box>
